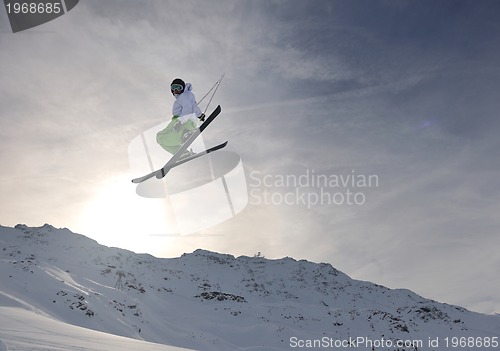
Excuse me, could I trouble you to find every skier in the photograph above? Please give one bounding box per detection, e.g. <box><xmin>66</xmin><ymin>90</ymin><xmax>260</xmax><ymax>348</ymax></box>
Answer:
<box><xmin>132</xmin><ymin>75</ymin><xmax>226</xmax><ymax>183</ymax></box>
<box><xmin>156</xmin><ymin>78</ymin><xmax>205</xmax><ymax>155</ymax></box>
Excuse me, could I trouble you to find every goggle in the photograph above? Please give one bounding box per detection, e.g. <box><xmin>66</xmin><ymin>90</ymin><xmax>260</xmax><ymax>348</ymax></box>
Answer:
<box><xmin>170</xmin><ymin>84</ymin><xmax>184</xmax><ymax>92</ymax></box>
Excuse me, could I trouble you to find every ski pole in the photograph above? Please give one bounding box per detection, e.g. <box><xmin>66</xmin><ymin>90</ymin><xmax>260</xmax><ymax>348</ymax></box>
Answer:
<box><xmin>203</xmin><ymin>73</ymin><xmax>225</xmax><ymax>114</ymax></box>
<box><xmin>197</xmin><ymin>73</ymin><xmax>225</xmax><ymax>113</ymax></box>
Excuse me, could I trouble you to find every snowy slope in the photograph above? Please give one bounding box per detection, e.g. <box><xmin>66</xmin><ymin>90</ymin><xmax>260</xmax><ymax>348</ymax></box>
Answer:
<box><xmin>0</xmin><ymin>306</ymin><xmax>195</xmax><ymax>351</ymax></box>
<box><xmin>1</xmin><ymin>224</ymin><xmax>499</xmax><ymax>351</ymax></box>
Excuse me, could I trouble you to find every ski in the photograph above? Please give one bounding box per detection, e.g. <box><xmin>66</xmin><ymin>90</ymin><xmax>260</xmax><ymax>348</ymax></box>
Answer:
<box><xmin>156</xmin><ymin>141</ymin><xmax>228</xmax><ymax>178</ymax></box>
<box><xmin>131</xmin><ymin>167</ymin><xmax>160</xmax><ymax>184</ymax></box>
<box><xmin>131</xmin><ymin>105</ymin><xmax>222</xmax><ymax>184</ymax></box>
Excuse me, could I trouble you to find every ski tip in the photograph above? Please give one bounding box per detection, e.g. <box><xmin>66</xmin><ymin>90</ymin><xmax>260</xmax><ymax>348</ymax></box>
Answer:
<box><xmin>155</xmin><ymin>169</ymin><xmax>164</xmax><ymax>179</ymax></box>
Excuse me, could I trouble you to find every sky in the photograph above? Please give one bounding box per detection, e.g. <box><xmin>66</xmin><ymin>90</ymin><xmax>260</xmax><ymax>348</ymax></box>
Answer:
<box><xmin>1</xmin><ymin>0</ymin><xmax>500</xmax><ymax>315</ymax></box>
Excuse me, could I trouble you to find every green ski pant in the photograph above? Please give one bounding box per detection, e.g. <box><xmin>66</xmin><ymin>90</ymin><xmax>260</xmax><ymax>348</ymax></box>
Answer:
<box><xmin>156</xmin><ymin>118</ymin><xmax>197</xmax><ymax>155</ymax></box>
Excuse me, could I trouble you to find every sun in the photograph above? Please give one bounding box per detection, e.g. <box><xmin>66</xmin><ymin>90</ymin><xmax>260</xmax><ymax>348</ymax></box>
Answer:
<box><xmin>76</xmin><ymin>174</ymin><xmax>176</xmax><ymax>255</ymax></box>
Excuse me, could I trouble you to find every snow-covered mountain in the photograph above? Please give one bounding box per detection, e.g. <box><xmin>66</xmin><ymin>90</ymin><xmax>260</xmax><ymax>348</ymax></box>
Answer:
<box><xmin>1</xmin><ymin>224</ymin><xmax>499</xmax><ymax>351</ymax></box>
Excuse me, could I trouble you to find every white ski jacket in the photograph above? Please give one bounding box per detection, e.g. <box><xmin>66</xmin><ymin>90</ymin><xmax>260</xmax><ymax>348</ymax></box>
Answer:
<box><xmin>172</xmin><ymin>83</ymin><xmax>202</xmax><ymax>124</ymax></box>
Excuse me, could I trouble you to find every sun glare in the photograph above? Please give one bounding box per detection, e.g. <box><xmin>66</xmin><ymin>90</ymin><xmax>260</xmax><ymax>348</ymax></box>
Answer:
<box><xmin>77</xmin><ymin>175</ymin><xmax>177</xmax><ymax>255</ymax></box>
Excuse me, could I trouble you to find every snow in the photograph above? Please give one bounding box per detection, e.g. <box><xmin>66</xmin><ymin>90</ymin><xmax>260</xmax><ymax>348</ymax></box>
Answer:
<box><xmin>0</xmin><ymin>307</ymin><xmax>193</xmax><ymax>351</ymax></box>
<box><xmin>1</xmin><ymin>224</ymin><xmax>499</xmax><ymax>351</ymax></box>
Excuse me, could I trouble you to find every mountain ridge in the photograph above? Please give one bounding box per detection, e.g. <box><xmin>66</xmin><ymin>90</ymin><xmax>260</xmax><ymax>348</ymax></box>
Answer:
<box><xmin>1</xmin><ymin>223</ymin><xmax>499</xmax><ymax>350</ymax></box>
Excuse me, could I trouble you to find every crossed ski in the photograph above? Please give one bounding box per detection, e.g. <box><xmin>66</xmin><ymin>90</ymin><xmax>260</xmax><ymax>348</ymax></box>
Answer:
<box><xmin>131</xmin><ymin>105</ymin><xmax>225</xmax><ymax>184</ymax></box>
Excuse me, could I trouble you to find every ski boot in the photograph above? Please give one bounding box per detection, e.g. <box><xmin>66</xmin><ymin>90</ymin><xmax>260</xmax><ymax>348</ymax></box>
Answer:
<box><xmin>179</xmin><ymin>149</ymin><xmax>195</xmax><ymax>159</ymax></box>
<box><xmin>181</xmin><ymin>129</ymin><xmax>193</xmax><ymax>144</ymax></box>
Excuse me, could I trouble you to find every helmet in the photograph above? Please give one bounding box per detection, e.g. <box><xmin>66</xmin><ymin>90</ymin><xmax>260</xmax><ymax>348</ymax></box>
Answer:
<box><xmin>171</xmin><ymin>78</ymin><xmax>185</xmax><ymax>95</ymax></box>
